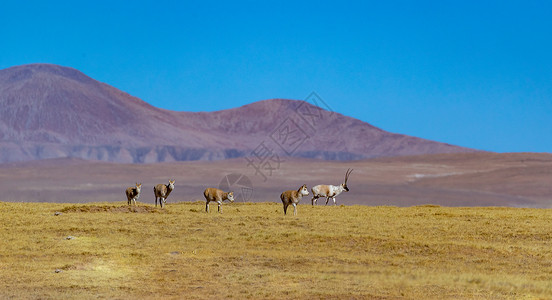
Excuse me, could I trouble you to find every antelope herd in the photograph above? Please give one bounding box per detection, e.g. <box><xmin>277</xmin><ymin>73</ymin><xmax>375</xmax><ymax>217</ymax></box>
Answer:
<box><xmin>126</xmin><ymin>169</ymin><xmax>353</xmax><ymax>215</ymax></box>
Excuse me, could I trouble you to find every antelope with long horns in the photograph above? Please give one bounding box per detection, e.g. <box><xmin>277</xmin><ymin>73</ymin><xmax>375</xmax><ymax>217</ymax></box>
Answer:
<box><xmin>311</xmin><ymin>169</ymin><xmax>353</xmax><ymax>206</ymax></box>
<box><xmin>154</xmin><ymin>179</ymin><xmax>175</xmax><ymax>208</ymax></box>
<box><xmin>280</xmin><ymin>184</ymin><xmax>309</xmax><ymax>216</ymax></box>
<box><xmin>204</xmin><ymin>188</ymin><xmax>234</xmax><ymax>213</ymax></box>
<box><xmin>125</xmin><ymin>182</ymin><xmax>142</xmax><ymax>206</ymax></box>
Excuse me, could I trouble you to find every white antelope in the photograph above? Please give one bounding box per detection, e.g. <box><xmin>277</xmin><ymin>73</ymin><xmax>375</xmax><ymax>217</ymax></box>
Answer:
<box><xmin>311</xmin><ymin>169</ymin><xmax>353</xmax><ymax>206</ymax></box>
<box><xmin>204</xmin><ymin>188</ymin><xmax>234</xmax><ymax>213</ymax></box>
<box><xmin>280</xmin><ymin>184</ymin><xmax>309</xmax><ymax>216</ymax></box>
<box><xmin>125</xmin><ymin>182</ymin><xmax>142</xmax><ymax>206</ymax></box>
<box><xmin>154</xmin><ymin>179</ymin><xmax>175</xmax><ymax>208</ymax></box>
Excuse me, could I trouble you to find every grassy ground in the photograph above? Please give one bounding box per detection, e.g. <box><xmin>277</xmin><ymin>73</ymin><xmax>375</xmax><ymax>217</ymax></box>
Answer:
<box><xmin>1</xmin><ymin>201</ymin><xmax>551</xmax><ymax>299</ymax></box>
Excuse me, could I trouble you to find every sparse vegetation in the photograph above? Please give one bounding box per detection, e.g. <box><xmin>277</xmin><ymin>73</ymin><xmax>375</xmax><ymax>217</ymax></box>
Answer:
<box><xmin>1</xmin><ymin>201</ymin><xmax>551</xmax><ymax>299</ymax></box>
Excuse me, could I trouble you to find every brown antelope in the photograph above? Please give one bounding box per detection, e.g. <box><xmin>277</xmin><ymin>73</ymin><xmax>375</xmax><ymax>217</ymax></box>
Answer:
<box><xmin>311</xmin><ymin>169</ymin><xmax>353</xmax><ymax>206</ymax></box>
<box><xmin>154</xmin><ymin>179</ymin><xmax>175</xmax><ymax>208</ymax></box>
<box><xmin>125</xmin><ymin>183</ymin><xmax>142</xmax><ymax>206</ymax></box>
<box><xmin>280</xmin><ymin>184</ymin><xmax>309</xmax><ymax>216</ymax></box>
<box><xmin>203</xmin><ymin>188</ymin><xmax>234</xmax><ymax>213</ymax></box>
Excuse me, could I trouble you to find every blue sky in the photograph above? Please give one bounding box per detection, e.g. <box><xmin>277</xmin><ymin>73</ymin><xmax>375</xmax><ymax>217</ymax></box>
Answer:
<box><xmin>1</xmin><ymin>1</ymin><xmax>551</xmax><ymax>152</ymax></box>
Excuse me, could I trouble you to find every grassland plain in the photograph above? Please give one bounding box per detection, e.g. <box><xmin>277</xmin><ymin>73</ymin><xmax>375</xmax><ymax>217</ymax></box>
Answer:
<box><xmin>1</xmin><ymin>201</ymin><xmax>552</xmax><ymax>299</ymax></box>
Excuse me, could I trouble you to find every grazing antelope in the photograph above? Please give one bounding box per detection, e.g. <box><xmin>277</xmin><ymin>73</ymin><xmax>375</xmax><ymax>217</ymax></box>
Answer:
<box><xmin>280</xmin><ymin>184</ymin><xmax>309</xmax><ymax>216</ymax></box>
<box><xmin>154</xmin><ymin>179</ymin><xmax>175</xmax><ymax>208</ymax></box>
<box><xmin>311</xmin><ymin>168</ymin><xmax>353</xmax><ymax>206</ymax></box>
<box><xmin>125</xmin><ymin>183</ymin><xmax>142</xmax><ymax>206</ymax></box>
<box><xmin>204</xmin><ymin>188</ymin><xmax>234</xmax><ymax>213</ymax></box>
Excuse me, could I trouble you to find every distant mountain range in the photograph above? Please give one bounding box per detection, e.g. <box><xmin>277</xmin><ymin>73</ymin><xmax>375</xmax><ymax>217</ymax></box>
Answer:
<box><xmin>0</xmin><ymin>64</ymin><xmax>477</xmax><ymax>163</ymax></box>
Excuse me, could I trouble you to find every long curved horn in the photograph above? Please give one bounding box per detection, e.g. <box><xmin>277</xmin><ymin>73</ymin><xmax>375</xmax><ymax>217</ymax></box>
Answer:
<box><xmin>345</xmin><ymin>168</ymin><xmax>353</xmax><ymax>183</ymax></box>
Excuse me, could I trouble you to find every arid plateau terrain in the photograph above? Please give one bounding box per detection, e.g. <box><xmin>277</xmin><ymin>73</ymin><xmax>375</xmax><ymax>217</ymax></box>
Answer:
<box><xmin>2</xmin><ymin>201</ymin><xmax>552</xmax><ymax>299</ymax></box>
<box><xmin>1</xmin><ymin>63</ymin><xmax>552</xmax><ymax>299</ymax></box>
<box><xmin>0</xmin><ymin>151</ymin><xmax>550</xmax><ymax>208</ymax></box>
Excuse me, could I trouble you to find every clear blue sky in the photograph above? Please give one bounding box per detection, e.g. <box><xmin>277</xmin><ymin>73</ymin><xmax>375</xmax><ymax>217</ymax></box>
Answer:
<box><xmin>1</xmin><ymin>1</ymin><xmax>551</xmax><ymax>153</ymax></box>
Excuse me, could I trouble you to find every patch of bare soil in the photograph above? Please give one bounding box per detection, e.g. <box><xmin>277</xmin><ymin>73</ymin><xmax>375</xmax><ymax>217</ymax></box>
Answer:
<box><xmin>60</xmin><ymin>205</ymin><xmax>167</xmax><ymax>213</ymax></box>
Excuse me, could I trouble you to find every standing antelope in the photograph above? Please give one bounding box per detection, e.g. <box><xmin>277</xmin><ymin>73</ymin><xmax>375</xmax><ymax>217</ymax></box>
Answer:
<box><xmin>125</xmin><ymin>182</ymin><xmax>142</xmax><ymax>206</ymax></box>
<box><xmin>204</xmin><ymin>188</ymin><xmax>234</xmax><ymax>213</ymax></box>
<box><xmin>280</xmin><ymin>184</ymin><xmax>309</xmax><ymax>216</ymax></box>
<box><xmin>154</xmin><ymin>179</ymin><xmax>175</xmax><ymax>208</ymax></box>
<box><xmin>311</xmin><ymin>169</ymin><xmax>353</xmax><ymax>206</ymax></box>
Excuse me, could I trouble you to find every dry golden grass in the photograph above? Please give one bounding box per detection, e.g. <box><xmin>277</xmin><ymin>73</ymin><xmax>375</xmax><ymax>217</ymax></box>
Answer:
<box><xmin>1</xmin><ymin>201</ymin><xmax>551</xmax><ymax>299</ymax></box>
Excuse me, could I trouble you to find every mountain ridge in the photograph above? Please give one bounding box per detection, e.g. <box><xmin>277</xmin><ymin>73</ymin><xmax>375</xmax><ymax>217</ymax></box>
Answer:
<box><xmin>0</xmin><ymin>63</ymin><xmax>477</xmax><ymax>163</ymax></box>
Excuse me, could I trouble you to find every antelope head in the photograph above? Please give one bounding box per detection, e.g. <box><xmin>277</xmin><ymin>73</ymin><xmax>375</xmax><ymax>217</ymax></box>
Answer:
<box><xmin>168</xmin><ymin>179</ymin><xmax>175</xmax><ymax>190</ymax></box>
<box><xmin>227</xmin><ymin>191</ymin><xmax>235</xmax><ymax>202</ymax></box>
<box><xmin>299</xmin><ymin>184</ymin><xmax>309</xmax><ymax>196</ymax></box>
<box><xmin>136</xmin><ymin>182</ymin><xmax>142</xmax><ymax>193</ymax></box>
<box><xmin>341</xmin><ymin>168</ymin><xmax>353</xmax><ymax>192</ymax></box>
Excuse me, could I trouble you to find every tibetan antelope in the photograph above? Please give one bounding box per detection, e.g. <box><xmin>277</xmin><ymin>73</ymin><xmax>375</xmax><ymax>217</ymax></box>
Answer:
<box><xmin>125</xmin><ymin>183</ymin><xmax>142</xmax><ymax>206</ymax></box>
<box><xmin>311</xmin><ymin>168</ymin><xmax>353</xmax><ymax>206</ymax></box>
<box><xmin>204</xmin><ymin>188</ymin><xmax>234</xmax><ymax>213</ymax></box>
<box><xmin>280</xmin><ymin>184</ymin><xmax>309</xmax><ymax>216</ymax></box>
<box><xmin>154</xmin><ymin>179</ymin><xmax>175</xmax><ymax>208</ymax></box>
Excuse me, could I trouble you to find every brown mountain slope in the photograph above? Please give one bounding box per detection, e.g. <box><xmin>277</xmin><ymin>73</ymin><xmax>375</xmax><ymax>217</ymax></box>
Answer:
<box><xmin>0</xmin><ymin>64</ymin><xmax>476</xmax><ymax>163</ymax></box>
<box><xmin>186</xmin><ymin>99</ymin><xmax>476</xmax><ymax>160</ymax></box>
